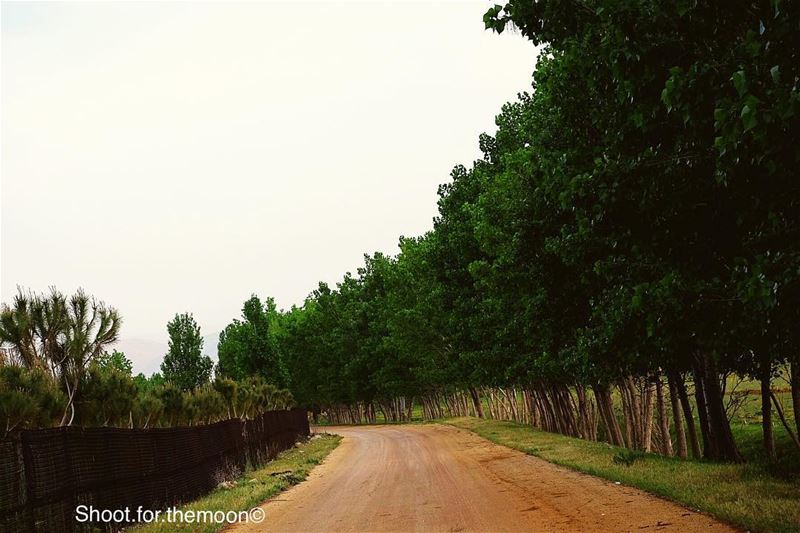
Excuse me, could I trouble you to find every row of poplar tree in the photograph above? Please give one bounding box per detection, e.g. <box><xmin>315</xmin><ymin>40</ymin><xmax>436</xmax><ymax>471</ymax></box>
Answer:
<box><xmin>276</xmin><ymin>1</ymin><xmax>800</xmax><ymax>464</ymax></box>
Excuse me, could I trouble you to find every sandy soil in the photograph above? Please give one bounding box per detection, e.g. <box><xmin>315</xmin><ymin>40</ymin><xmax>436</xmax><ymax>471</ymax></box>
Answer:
<box><xmin>231</xmin><ymin>424</ymin><xmax>739</xmax><ymax>533</ymax></box>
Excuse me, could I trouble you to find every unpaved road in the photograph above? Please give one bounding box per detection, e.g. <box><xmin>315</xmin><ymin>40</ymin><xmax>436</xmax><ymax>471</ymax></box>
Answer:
<box><xmin>233</xmin><ymin>424</ymin><xmax>738</xmax><ymax>533</ymax></box>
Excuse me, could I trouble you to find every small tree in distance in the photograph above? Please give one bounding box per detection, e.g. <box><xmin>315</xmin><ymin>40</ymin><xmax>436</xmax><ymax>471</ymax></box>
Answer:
<box><xmin>97</xmin><ymin>350</ymin><xmax>133</xmax><ymax>375</ymax></box>
<box><xmin>161</xmin><ymin>312</ymin><xmax>213</xmax><ymax>391</ymax></box>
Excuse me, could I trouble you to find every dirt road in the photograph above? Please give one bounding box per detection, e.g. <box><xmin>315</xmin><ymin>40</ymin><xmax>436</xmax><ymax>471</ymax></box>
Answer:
<box><xmin>233</xmin><ymin>424</ymin><xmax>738</xmax><ymax>533</ymax></box>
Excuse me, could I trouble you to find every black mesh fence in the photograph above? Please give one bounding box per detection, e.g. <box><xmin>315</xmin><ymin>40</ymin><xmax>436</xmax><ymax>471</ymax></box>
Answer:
<box><xmin>0</xmin><ymin>408</ymin><xmax>309</xmax><ymax>533</ymax></box>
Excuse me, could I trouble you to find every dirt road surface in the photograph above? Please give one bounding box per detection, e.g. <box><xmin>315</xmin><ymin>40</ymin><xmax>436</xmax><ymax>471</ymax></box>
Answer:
<box><xmin>232</xmin><ymin>424</ymin><xmax>738</xmax><ymax>533</ymax></box>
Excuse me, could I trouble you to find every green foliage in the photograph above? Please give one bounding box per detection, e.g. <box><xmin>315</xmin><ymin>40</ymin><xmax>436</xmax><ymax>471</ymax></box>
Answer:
<box><xmin>161</xmin><ymin>312</ymin><xmax>213</xmax><ymax>391</ymax></box>
<box><xmin>277</xmin><ymin>0</ymin><xmax>799</xmax><ymax>464</ymax></box>
<box><xmin>0</xmin><ymin>359</ymin><xmax>293</xmax><ymax>430</ymax></box>
<box><xmin>132</xmin><ymin>383</ymin><xmax>164</xmax><ymax>429</ymax></box>
<box><xmin>0</xmin><ymin>366</ymin><xmax>64</xmax><ymax>436</ymax></box>
<box><xmin>217</xmin><ymin>296</ymin><xmax>288</xmax><ymax>388</ymax></box>
<box><xmin>3</xmin><ymin>3</ymin><xmax>798</xmax><ymax>467</ymax></box>
<box><xmin>77</xmin><ymin>362</ymin><xmax>137</xmax><ymax>427</ymax></box>
<box><xmin>213</xmin><ymin>377</ymin><xmax>239</xmax><ymax>418</ymax></box>
<box><xmin>133</xmin><ymin>371</ymin><xmax>164</xmax><ymax>393</ymax></box>
<box><xmin>97</xmin><ymin>350</ymin><xmax>133</xmax><ymax>375</ymax></box>
<box><xmin>0</xmin><ymin>296</ymin><xmax>294</xmax><ymax>431</ymax></box>
<box><xmin>158</xmin><ymin>382</ymin><xmax>185</xmax><ymax>425</ymax></box>
<box><xmin>0</xmin><ymin>287</ymin><xmax>121</xmax><ymax>426</ymax></box>
<box><xmin>182</xmin><ymin>385</ymin><xmax>225</xmax><ymax>426</ymax></box>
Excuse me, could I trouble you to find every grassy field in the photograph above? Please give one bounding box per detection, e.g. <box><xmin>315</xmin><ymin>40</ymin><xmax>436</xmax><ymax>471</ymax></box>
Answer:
<box><xmin>132</xmin><ymin>433</ymin><xmax>341</xmax><ymax>533</ymax></box>
<box><xmin>446</xmin><ymin>416</ymin><xmax>800</xmax><ymax>533</ymax></box>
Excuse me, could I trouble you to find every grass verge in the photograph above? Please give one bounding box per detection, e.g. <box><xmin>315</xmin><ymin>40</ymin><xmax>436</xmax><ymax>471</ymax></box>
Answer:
<box><xmin>132</xmin><ymin>433</ymin><xmax>341</xmax><ymax>533</ymax></box>
<box><xmin>446</xmin><ymin>417</ymin><xmax>800</xmax><ymax>533</ymax></box>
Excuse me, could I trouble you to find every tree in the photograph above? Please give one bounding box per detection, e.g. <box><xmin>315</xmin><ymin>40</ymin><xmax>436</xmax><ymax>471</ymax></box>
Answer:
<box><xmin>0</xmin><ymin>287</ymin><xmax>122</xmax><ymax>426</ymax></box>
<box><xmin>97</xmin><ymin>350</ymin><xmax>133</xmax><ymax>375</ymax></box>
<box><xmin>161</xmin><ymin>313</ymin><xmax>213</xmax><ymax>391</ymax></box>
<box><xmin>77</xmin><ymin>362</ymin><xmax>137</xmax><ymax>427</ymax></box>
<box><xmin>133</xmin><ymin>371</ymin><xmax>164</xmax><ymax>393</ymax></box>
<box><xmin>275</xmin><ymin>1</ymin><xmax>798</xmax><ymax>463</ymax></box>
<box><xmin>0</xmin><ymin>365</ymin><xmax>64</xmax><ymax>437</ymax></box>
<box><xmin>217</xmin><ymin>296</ymin><xmax>288</xmax><ymax>388</ymax></box>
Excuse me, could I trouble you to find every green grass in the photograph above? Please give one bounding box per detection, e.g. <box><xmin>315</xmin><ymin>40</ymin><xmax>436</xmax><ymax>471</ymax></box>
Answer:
<box><xmin>132</xmin><ymin>433</ymin><xmax>341</xmax><ymax>533</ymax></box>
<box><xmin>446</xmin><ymin>416</ymin><xmax>800</xmax><ymax>533</ymax></box>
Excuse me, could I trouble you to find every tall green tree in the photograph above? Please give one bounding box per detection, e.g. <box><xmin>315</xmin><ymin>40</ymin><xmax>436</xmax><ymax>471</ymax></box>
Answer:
<box><xmin>0</xmin><ymin>288</ymin><xmax>122</xmax><ymax>426</ymax></box>
<box><xmin>217</xmin><ymin>295</ymin><xmax>288</xmax><ymax>388</ymax></box>
<box><xmin>161</xmin><ymin>312</ymin><xmax>213</xmax><ymax>391</ymax></box>
<box><xmin>275</xmin><ymin>0</ymin><xmax>799</xmax><ymax>463</ymax></box>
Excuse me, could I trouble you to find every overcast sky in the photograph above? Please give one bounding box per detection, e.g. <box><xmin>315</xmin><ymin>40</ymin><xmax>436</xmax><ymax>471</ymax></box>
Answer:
<box><xmin>1</xmin><ymin>1</ymin><xmax>538</xmax><ymax>374</ymax></box>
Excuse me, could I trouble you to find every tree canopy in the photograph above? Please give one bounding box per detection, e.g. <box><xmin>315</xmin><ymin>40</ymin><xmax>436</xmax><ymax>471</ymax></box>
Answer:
<box><xmin>275</xmin><ymin>0</ymin><xmax>800</xmax><ymax>462</ymax></box>
<box><xmin>161</xmin><ymin>312</ymin><xmax>213</xmax><ymax>391</ymax></box>
<box><xmin>217</xmin><ymin>295</ymin><xmax>289</xmax><ymax>388</ymax></box>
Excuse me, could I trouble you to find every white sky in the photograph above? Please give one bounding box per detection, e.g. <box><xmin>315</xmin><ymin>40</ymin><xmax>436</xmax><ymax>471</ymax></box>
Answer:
<box><xmin>1</xmin><ymin>1</ymin><xmax>538</xmax><ymax>375</ymax></box>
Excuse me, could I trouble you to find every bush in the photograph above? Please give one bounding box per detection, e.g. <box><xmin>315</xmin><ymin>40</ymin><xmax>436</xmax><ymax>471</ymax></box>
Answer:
<box><xmin>0</xmin><ymin>365</ymin><xmax>64</xmax><ymax>436</ymax></box>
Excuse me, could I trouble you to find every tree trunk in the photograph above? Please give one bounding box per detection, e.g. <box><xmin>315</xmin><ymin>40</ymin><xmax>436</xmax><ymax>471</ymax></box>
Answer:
<box><xmin>667</xmin><ymin>373</ymin><xmax>688</xmax><ymax>458</ymax></box>
<box><xmin>619</xmin><ymin>383</ymin><xmax>634</xmax><ymax>449</ymax></box>
<box><xmin>770</xmin><ymin>391</ymin><xmax>800</xmax><ymax>450</ymax></box>
<box><xmin>538</xmin><ymin>387</ymin><xmax>558</xmax><ymax>434</ymax></box>
<box><xmin>693</xmin><ymin>368</ymin><xmax>715</xmax><ymax>459</ymax></box>
<box><xmin>791</xmin><ymin>361</ymin><xmax>800</xmax><ymax>439</ymax></box>
<box><xmin>624</xmin><ymin>377</ymin><xmax>643</xmax><ymax>448</ymax></box>
<box><xmin>694</xmin><ymin>353</ymin><xmax>743</xmax><ymax>463</ymax></box>
<box><xmin>576</xmin><ymin>385</ymin><xmax>590</xmax><ymax>440</ymax></box>
<box><xmin>673</xmin><ymin>372</ymin><xmax>702</xmax><ymax>459</ymax></box>
<box><xmin>761</xmin><ymin>361</ymin><xmax>776</xmax><ymax>460</ymax></box>
<box><xmin>528</xmin><ymin>388</ymin><xmax>541</xmax><ymax>428</ymax></box>
<box><xmin>552</xmin><ymin>386</ymin><xmax>578</xmax><ymax>437</ymax></box>
<box><xmin>469</xmin><ymin>387</ymin><xmax>484</xmax><ymax>418</ymax></box>
<box><xmin>593</xmin><ymin>383</ymin><xmax>624</xmax><ymax>447</ymax></box>
<box><xmin>655</xmin><ymin>375</ymin><xmax>673</xmax><ymax>456</ymax></box>
<box><xmin>642</xmin><ymin>378</ymin><xmax>656</xmax><ymax>452</ymax></box>
<box><xmin>485</xmin><ymin>389</ymin><xmax>496</xmax><ymax>419</ymax></box>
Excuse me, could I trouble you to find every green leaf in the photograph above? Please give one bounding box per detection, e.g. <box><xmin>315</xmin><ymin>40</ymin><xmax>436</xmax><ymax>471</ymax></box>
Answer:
<box><xmin>741</xmin><ymin>104</ymin><xmax>758</xmax><ymax>131</ymax></box>
<box><xmin>770</xmin><ymin>65</ymin><xmax>780</xmax><ymax>84</ymax></box>
<box><xmin>483</xmin><ymin>4</ymin><xmax>505</xmax><ymax>32</ymax></box>
<box><xmin>731</xmin><ymin>70</ymin><xmax>747</xmax><ymax>96</ymax></box>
